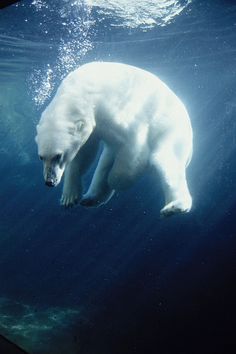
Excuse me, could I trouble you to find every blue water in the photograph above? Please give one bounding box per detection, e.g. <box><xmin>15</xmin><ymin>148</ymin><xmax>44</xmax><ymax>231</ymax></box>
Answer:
<box><xmin>0</xmin><ymin>1</ymin><xmax>235</xmax><ymax>353</ymax></box>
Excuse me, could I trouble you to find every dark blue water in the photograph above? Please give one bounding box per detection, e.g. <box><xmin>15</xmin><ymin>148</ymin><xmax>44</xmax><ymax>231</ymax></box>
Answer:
<box><xmin>0</xmin><ymin>1</ymin><xmax>235</xmax><ymax>353</ymax></box>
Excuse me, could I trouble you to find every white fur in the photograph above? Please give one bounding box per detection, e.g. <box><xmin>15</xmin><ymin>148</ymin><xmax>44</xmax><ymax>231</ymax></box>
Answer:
<box><xmin>36</xmin><ymin>62</ymin><xmax>193</xmax><ymax>216</ymax></box>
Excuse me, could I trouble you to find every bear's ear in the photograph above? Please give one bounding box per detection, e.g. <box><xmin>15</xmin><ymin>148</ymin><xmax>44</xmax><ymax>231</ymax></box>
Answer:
<box><xmin>35</xmin><ymin>135</ymin><xmax>38</xmax><ymax>143</ymax></box>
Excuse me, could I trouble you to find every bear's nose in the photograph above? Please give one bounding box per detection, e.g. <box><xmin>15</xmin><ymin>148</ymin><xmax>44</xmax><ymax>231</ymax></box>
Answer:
<box><xmin>45</xmin><ymin>179</ymin><xmax>55</xmax><ymax>187</ymax></box>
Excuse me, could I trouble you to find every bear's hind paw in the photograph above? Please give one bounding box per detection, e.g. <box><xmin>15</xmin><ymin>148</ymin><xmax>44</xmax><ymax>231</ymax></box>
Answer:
<box><xmin>160</xmin><ymin>199</ymin><xmax>192</xmax><ymax>217</ymax></box>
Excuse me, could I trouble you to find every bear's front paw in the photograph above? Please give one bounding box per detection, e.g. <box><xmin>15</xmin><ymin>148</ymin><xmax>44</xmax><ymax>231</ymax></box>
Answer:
<box><xmin>60</xmin><ymin>193</ymin><xmax>79</xmax><ymax>208</ymax></box>
<box><xmin>80</xmin><ymin>195</ymin><xmax>100</xmax><ymax>208</ymax></box>
<box><xmin>160</xmin><ymin>198</ymin><xmax>192</xmax><ymax>217</ymax></box>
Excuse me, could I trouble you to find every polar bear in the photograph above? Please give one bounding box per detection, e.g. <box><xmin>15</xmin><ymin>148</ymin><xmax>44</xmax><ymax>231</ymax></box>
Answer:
<box><xmin>35</xmin><ymin>62</ymin><xmax>193</xmax><ymax>216</ymax></box>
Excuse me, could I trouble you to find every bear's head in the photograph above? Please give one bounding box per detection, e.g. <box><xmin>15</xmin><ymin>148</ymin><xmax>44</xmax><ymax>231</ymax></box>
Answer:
<box><xmin>35</xmin><ymin>116</ymin><xmax>94</xmax><ymax>187</ymax></box>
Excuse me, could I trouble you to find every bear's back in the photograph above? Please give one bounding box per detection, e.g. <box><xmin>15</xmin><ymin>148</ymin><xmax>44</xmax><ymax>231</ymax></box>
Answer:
<box><xmin>56</xmin><ymin>62</ymin><xmax>191</xmax><ymax>147</ymax></box>
<box><xmin>64</xmin><ymin>62</ymin><xmax>167</xmax><ymax>94</ymax></box>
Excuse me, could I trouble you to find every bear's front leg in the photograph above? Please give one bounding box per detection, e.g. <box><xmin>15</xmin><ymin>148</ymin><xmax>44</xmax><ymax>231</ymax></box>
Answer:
<box><xmin>80</xmin><ymin>145</ymin><xmax>115</xmax><ymax>207</ymax></box>
<box><xmin>61</xmin><ymin>133</ymin><xmax>99</xmax><ymax>208</ymax></box>
<box><xmin>60</xmin><ymin>157</ymin><xmax>82</xmax><ymax>208</ymax></box>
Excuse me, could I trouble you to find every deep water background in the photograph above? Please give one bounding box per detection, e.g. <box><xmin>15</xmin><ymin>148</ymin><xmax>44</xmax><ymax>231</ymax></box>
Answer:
<box><xmin>0</xmin><ymin>1</ymin><xmax>236</xmax><ymax>353</ymax></box>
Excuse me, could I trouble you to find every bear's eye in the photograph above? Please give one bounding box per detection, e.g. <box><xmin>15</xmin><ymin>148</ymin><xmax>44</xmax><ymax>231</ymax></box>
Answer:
<box><xmin>39</xmin><ymin>155</ymin><xmax>43</xmax><ymax>161</ymax></box>
<box><xmin>54</xmin><ymin>154</ymin><xmax>62</xmax><ymax>162</ymax></box>
<box><xmin>76</xmin><ymin>120</ymin><xmax>84</xmax><ymax>131</ymax></box>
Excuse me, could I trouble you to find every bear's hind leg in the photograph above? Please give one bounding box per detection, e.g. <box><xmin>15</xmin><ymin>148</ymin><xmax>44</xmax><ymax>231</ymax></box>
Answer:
<box><xmin>80</xmin><ymin>145</ymin><xmax>115</xmax><ymax>207</ymax></box>
<box><xmin>151</xmin><ymin>147</ymin><xmax>192</xmax><ymax>217</ymax></box>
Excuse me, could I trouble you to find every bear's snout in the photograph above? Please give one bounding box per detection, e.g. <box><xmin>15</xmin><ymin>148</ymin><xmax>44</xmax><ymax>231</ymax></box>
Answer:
<box><xmin>43</xmin><ymin>164</ymin><xmax>62</xmax><ymax>187</ymax></box>
<box><xmin>45</xmin><ymin>179</ymin><xmax>56</xmax><ymax>187</ymax></box>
